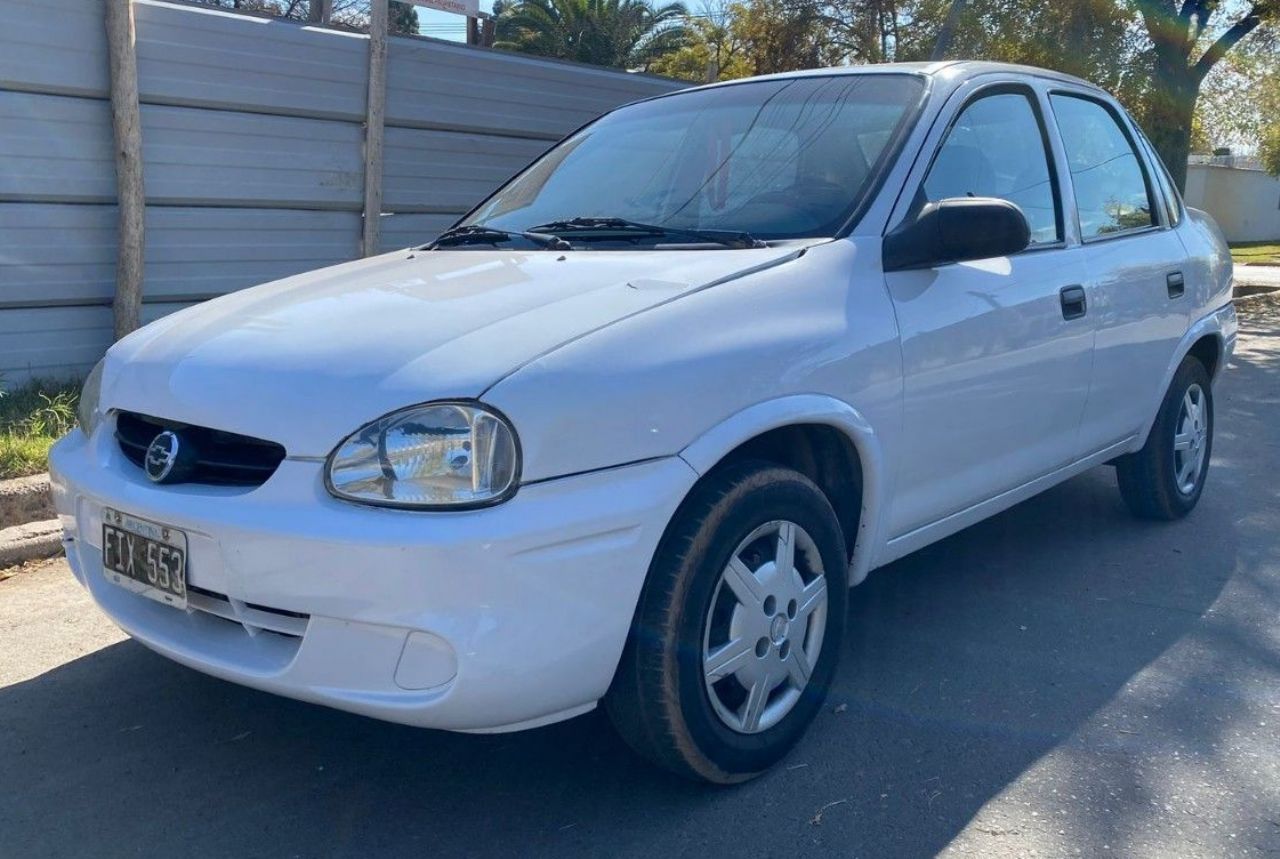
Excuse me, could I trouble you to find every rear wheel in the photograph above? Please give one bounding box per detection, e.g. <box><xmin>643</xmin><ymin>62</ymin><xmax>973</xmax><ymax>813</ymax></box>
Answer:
<box><xmin>1116</xmin><ymin>356</ymin><xmax>1213</xmax><ymax>520</ymax></box>
<box><xmin>605</xmin><ymin>461</ymin><xmax>848</xmax><ymax>783</ymax></box>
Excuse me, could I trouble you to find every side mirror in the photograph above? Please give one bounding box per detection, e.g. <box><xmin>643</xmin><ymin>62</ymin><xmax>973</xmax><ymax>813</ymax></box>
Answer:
<box><xmin>883</xmin><ymin>197</ymin><xmax>1032</xmax><ymax>272</ymax></box>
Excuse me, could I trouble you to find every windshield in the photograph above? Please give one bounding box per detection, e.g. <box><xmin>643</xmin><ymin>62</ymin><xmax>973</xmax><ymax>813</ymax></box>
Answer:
<box><xmin>461</xmin><ymin>74</ymin><xmax>924</xmax><ymax>243</ymax></box>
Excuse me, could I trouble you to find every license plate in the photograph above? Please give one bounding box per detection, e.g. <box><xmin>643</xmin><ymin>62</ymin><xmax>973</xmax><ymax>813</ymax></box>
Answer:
<box><xmin>102</xmin><ymin>508</ymin><xmax>188</xmax><ymax>609</ymax></box>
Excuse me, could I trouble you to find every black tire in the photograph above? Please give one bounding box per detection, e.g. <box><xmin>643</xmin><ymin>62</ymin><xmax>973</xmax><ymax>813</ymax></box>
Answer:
<box><xmin>1116</xmin><ymin>356</ymin><xmax>1214</xmax><ymax>520</ymax></box>
<box><xmin>605</xmin><ymin>460</ymin><xmax>849</xmax><ymax>784</ymax></box>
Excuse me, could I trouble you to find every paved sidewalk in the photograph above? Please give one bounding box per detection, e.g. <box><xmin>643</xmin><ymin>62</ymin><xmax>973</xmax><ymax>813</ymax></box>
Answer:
<box><xmin>1234</xmin><ymin>263</ymin><xmax>1280</xmax><ymax>288</ymax></box>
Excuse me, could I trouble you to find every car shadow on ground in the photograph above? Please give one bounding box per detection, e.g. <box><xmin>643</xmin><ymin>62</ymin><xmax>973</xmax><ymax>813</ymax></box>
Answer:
<box><xmin>4</xmin><ymin>332</ymin><xmax>1275</xmax><ymax>858</ymax></box>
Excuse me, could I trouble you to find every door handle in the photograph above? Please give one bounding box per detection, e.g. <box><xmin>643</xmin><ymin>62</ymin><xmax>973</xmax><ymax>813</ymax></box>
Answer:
<box><xmin>1167</xmin><ymin>271</ymin><xmax>1185</xmax><ymax>298</ymax></box>
<box><xmin>1060</xmin><ymin>285</ymin><xmax>1087</xmax><ymax>320</ymax></box>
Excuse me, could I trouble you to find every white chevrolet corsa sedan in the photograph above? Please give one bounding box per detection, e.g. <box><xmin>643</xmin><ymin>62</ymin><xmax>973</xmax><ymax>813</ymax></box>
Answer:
<box><xmin>51</xmin><ymin>61</ymin><xmax>1236</xmax><ymax>783</ymax></box>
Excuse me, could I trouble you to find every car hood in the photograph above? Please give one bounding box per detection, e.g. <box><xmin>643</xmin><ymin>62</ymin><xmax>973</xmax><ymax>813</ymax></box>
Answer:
<box><xmin>103</xmin><ymin>246</ymin><xmax>804</xmax><ymax>456</ymax></box>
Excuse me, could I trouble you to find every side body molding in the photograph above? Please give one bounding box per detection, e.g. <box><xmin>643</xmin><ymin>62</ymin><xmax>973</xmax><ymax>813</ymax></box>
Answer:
<box><xmin>679</xmin><ymin>395</ymin><xmax>890</xmax><ymax>587</ymax></box>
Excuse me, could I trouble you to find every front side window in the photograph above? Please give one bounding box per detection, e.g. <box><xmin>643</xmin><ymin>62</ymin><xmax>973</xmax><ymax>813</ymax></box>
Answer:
<box><xmin>462</xmin><ymin>75</ymin><xmax>925</xmax><ymax>242</ymax></box>
<box><xmin>920</xmin><ymin>91</ymin><xmax>1061</xmax><ymax>245</ymax></box>
<box><xmin>1050</xmin><ymin>94</ymin><xmax>1155</xmax><ymax>239</ymax></box>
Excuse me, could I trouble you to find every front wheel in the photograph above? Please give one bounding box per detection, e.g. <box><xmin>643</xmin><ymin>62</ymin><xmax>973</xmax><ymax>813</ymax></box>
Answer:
<box><xmin>1116</xmin><ymin>356</ymin><xmax>1214</xmax><ymax>520</ymax></box>
<box><xmin>605</xmin><ymin>461</ymin><xmax>848</xmax><ymax>783</ymax></box>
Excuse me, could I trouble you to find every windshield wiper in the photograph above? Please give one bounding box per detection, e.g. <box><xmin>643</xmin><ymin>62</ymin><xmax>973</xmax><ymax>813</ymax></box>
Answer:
<box><xmin>529</xmin><ymin>217</ymin><xmax>766</xmax><ymax>250</ymax></box>
<box><xmin>429</xmin><ymin>224</ymin><xmax>571</xmax><ymax>251</ymax></box>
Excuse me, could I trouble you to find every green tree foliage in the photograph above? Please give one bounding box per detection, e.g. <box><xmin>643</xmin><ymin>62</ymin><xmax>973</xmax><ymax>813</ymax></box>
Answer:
<box><xmin>919</xmin><ymin>0</ymin><xmax>1162</xmax><ymax>140</ymax></box>
<box><xmin>652</xmin><ymin>0</ymin><xmax>1151</xmax><ymax>84</ymax></box>
<box><xmin>1262</xmin><ymin>125</ymin><xmax>1280</xmax><ymax>175</ymax></box>
<box><xmin>761</xmin><ymin>0</ymin><xmax>1275</xmax><ymax>189</ymax></box>
<box><xmin>648</xmin><ymin>3</ymin><xmax>753</xmax><ymax>81</ymax></box>
<box><xmin>653</xmin><ymin>0</ymin><xmax>890</xmax><ymax>81</ymax></box>
<box><xmin>494</xmin><ymin>0</ymin><xmax>689</xmax><ymax>69</ymax></box>
<box><xmin>1196</xmin><ymin>39</ymin><xmax>1280</xmax><ymax>163</ymax></box>
<box><xmin>731</xmin><ymin>0</ymin><xmax>836</xmax><ymax>74</ymax></box>
<box><xmin>389</xmin><ymin>2</ymin><xmax>421</xmax><ymax>35</ymax></box>
<box><xmin>801</xmin><ymin>0</ymin><xmax>943</xmax><ymax>66</ymax></box>
<box><xmin>853</xmin><ymin>0</ymin><xmax>1276</xmax><ymax>184</ymax></box>
<box><xmin>937</xmin><ymin>0</ymin><xmax>1142</xmax><ymax>88</ymax></box>
<box><xmin>1129</xmin><ymin>0</ymin><xmax>1278</xmax><ymax>188</ymax></box>
<box><xmin>650</xmin><ymin>0</ymin><xmax>841</xmax><ymax>80</ymax></box>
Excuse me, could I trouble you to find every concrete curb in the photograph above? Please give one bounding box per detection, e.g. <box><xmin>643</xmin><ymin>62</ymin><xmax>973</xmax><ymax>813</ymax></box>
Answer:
<box><xmin>1233</xmin><ymin>267</ymin><xmax>1280</xmax><ymax>291</ymax></box>
<box><xmin>1234</xmin><ymin>288</ymin><xmax>1280</xmax><ymax>304</ymax></box>
<box><xmin>1235</xmin><ymin>283</ymin><xmax>1280</xmax><ymax>299</ymax></box>
<box><xmin>0</xmin><ymin>519</ymin><xmax>63</xmax><ymax>568</ymax></box>
<box><xmin>0</xmin><ymin>474</ymin><xmax>54</xmax><ymax>531</ymax></box>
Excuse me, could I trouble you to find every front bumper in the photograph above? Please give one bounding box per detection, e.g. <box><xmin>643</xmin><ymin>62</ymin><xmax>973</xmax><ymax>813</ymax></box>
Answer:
<box><xmin>50</xmin><ymin>423</ymin><xmax>697</xmax><ymax>732</ymax></box>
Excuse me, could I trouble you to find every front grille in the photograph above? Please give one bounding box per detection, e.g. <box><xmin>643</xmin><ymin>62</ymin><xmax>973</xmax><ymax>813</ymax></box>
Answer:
<box><xmin>116</xmin><ymin>411</ymin><xmax>287</xmax><ymax>487</ymax></box>
<box><xmin>187</xmin><ymin>584</ymin><xmax>310</xmax><ymax>638</ymax></box>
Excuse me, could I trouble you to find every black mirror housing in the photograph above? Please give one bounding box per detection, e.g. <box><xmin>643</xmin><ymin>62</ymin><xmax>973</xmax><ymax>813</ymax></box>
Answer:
<box><xmin>883</xmin><ymin>197</ymin><xmax>1032</xmax><ymax>272</ymax></box>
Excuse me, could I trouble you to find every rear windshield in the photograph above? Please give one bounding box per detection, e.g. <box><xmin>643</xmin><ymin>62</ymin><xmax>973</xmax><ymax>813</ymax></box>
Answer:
<box><xmin>463</xmin><ymin>74</ymin><xmax>925</xmax><ymax>241</ymax></box>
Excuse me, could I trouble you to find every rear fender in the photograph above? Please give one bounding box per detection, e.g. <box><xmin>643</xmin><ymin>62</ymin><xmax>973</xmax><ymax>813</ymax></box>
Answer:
<box><xmin>1134</xmin><ymin>302</ymin><xmax>1237</xmax><ymax>450</ymax></box>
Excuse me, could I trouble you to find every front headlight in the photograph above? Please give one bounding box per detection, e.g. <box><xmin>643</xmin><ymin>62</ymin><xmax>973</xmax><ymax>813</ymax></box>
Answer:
<box><xmin>77</xmin><ymin>358</ymin><xmax>106</xmax><ymax>438</ymax></box>
<box><xmin>325</xmin><ymin>402</ymin><xmax>520</xmax><ymax>509</ymax></box>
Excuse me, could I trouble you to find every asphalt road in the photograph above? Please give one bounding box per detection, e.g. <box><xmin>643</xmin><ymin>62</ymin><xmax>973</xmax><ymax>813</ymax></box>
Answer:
<box><xmin>3</xmin><ymin>300</ymin><xmax>1279</xmax><ymax>859</ymax></box>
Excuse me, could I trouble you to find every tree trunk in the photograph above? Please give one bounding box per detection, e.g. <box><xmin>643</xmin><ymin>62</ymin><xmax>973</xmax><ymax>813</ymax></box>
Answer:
<box><xmin>1132</xmin><ymin>1</ymin><xmax>1267</xmax><ymax>193</ymax></box>
<box><xmin>930</xmin><ymin>0</ymin><xmax>966</xmax><ymax>61</ymax></box>
<box><xmin>1145</xmin><ymin>52</ymin><xmax>1199</xmax><ymax>192</ymax></box>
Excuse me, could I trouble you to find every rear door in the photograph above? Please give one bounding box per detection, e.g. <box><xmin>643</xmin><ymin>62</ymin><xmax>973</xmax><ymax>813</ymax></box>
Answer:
<box><xmin>882</xmin><ymin>80</ymin><xmax>1095</xmax><ymax>539</ymax></box>
<box><xmin>1045</xmin><ymin>91</ymin><xmax>1190</xmax><ymax>454</ymax></box>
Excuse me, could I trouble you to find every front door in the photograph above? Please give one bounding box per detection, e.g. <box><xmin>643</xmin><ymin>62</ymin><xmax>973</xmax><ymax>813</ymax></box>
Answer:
<box><xmin>883</xmin><ymin>84</ymin><xmax>1095</xmax><ymax>539</ymax></box>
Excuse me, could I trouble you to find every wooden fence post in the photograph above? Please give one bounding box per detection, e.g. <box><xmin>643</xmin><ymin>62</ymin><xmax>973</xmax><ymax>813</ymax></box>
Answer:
<box><xmin>361</xmin><ymin>0</ymin><xmax>389</xmax><ymax>258</ymax></box>
<box><xmin>105</xmin><ymin>0</ymin><xmax>145</xmax><ymax>339</ymax></box>
<box><xmin>308</xmin><ymin>0</ymin><xmax>333</xmax><ymax>24</ymax></box>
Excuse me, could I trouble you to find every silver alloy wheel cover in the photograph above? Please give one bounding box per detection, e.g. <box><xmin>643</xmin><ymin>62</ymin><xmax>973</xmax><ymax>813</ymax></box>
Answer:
<box><xmin>701</xmin><ymin>520</ymin><xmax>829</xmax><ymax>734</ymax></box>
<box><xmin>1173</xmin><ymin>382</ymin><xmax>1209</xmax><ymax>496</ymax></box>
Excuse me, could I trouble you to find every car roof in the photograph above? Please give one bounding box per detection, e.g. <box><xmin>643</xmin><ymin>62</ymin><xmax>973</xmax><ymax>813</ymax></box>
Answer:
<box><xmin>674</xmin><ymin>60</ymin><xmax>1106</xmax><ymax>100</ymax></box>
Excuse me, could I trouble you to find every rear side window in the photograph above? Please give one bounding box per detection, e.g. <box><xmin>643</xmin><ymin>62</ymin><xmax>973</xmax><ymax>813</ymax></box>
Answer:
<box><xmin>922</xmin><ymin>91</ymin><xmax>1061</xmax><ymax>245</ymax></box>
<box><xmin>1050</xmin><ymin>94</ymin><xmax>1155</xmax><ymax>239</ymax></box>
<box><xmin>1137</xmin><ymin>131</ymin><xmax>1183</xmax><ymax>226</ymax></box>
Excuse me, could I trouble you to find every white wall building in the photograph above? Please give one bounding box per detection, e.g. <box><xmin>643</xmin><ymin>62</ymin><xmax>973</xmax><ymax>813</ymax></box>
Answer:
<box><xmin>1184</xmin><ymin>160</ymin><xmax>1280</xmax><ymax>244</ymax></box>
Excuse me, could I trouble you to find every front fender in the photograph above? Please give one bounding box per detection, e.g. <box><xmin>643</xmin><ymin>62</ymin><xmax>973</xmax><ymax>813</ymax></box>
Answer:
<box><xmin>679</xmin><ymin>394</ymin><xmax>890</xmax><ymax>586</ymax></box>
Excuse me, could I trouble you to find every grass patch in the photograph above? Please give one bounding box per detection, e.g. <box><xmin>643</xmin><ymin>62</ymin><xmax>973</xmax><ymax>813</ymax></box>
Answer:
<box><xmin>1231</xmin><ymin>242</ymin><xmax>1280</xmax><ymax>266</ymax></box>
<box><xmin>0</xmin><ymin>379</ymin><xmax>80</xmax><ymax>480</ymax></box>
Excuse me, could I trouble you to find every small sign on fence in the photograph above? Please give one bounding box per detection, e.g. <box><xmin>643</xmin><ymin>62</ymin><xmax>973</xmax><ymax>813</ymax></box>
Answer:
<box><xmin>403</xmin><ymin>0</ymin><xmax>481</xmax><ymax>17</ymax></box>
